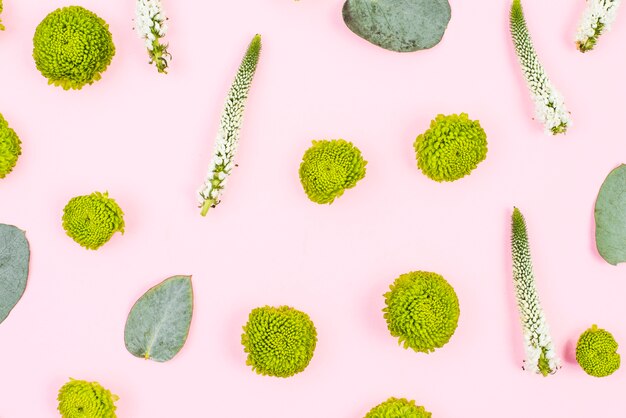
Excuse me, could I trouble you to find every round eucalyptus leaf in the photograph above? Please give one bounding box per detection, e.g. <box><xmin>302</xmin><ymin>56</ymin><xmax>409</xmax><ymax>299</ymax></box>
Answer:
<box><xmin>124</xmin><ymin>275</ymin><xmax>193</xmax><ymax>362</ymax></box>
<box><xmin>342</xmin><ymin>0</ymin><xmax>451</xmax><ymax>52</ymax></box>
<box><xmin>0</xmin><ymin>224</ymin><xmax>30</xmax><ymax>325</ymax></box>
<box><xmin>595</xmin><ymin>164</ymin><xmax>626</xmax><ymax>266</ymax></box>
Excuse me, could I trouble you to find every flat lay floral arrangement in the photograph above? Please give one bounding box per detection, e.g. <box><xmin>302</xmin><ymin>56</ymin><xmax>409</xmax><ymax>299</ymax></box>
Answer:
<box><xmin>0</xmin><ymin>0</ymin><xmax>624</xmax><ymax>417</ymax></box>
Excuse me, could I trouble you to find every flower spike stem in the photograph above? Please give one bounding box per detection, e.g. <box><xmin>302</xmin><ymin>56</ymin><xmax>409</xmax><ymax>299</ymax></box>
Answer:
<box><xmin>135</xmin><ymin>0</ymin><xmax>171</xmax><ymax>73</ymax></box>
<box><xmin>200</xmin><ymin>199</ymin><xmax>212</xmax><ymax>217</ymax></box>
<box><xmin>197</xmin><ymin>34</ymin><xmax>262</xmax><ymax>216</ymax></box>
<box><xmin>575</xmin><ymin>0</ymin><xmax>621</xmax><ymax>52</ymax></box>
<box><xmin>510</xmin><ymin>0</ymin><xmax>571</xmax><ymax>135</ymax></box>
<box><xmin>511</xmin><ymin>208</ymin><xmax>560</xmax><ymax>376</ymax></box>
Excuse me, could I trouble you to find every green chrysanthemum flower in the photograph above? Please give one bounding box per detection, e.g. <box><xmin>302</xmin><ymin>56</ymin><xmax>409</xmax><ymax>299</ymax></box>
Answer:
<box><xmin>62</xmin><ymin>192</ymin><xmax>125</xmax><ymax>250</ymax></box>
<box><xmin>57</xmin><ymin>378</ymin><xmax>118</xmax><ymax>418</ymax></box>
<box><xmin>33</xmin><ymin>6</ymin><xmax>115</xmax><ymax>90</ymax></box>
<box><xmin>242</xmin><ymin>305</ymin><xmax>317</xmax><ymax>377</ymax></box>
<box><xmin>384</xmin><ymin>271</ymin><xmax>460</xmax><ymax>353</ymax></box>
<box><xmin>0</xmin><ymin>0</ymin><xmax>5</xmax><ymax>31</ymax></box>
<box><xmin>365</xmin><ymin>398</ymin><xmax>432</xmax><ymax>418</ymax></box>
<box><xmin>414</xmin><ymin>113</ymin><xmax>487</xmax><ymax>182</ymax></box>
<box><xmin>576</xmin><ymin>324</ymin><xmax>621</xmax><ymax>377</ymax></box>
<box><xmin>0</xmin><ymin>113</ymin><xmax>21</xmax><ymax>178</ymax></box>
<box><xmin>299</xmin><ymin>139</ymin><xmax>367</xmax><ymax>204</ymax></box>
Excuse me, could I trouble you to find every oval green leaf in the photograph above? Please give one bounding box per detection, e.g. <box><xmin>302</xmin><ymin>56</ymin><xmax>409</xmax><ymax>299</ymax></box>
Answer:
<box><xmin>342</xmin><ymin>0</ymin><xmax>451</xmax><ymax>52</ymax></box>
<box><xmin>595</xmin><ymin>164</ymin><xmax>626</xmax><ymax>266</ymax></box>
<box><xmin>0</xmin><ymin>224</ymin><xmax>30</xmax><ymax>325</ymax></box>
<box><xmin>124</xmin><ymin>275</ymin><xmax>193</xmax><ymax>362</ymax></box>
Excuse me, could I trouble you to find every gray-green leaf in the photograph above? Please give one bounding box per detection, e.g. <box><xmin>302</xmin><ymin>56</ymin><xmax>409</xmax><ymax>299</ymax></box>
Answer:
<box><xmin>0</xmin><ymin>224</ymin><xmax>29</xmax><ymax>325</ymax></box>
<box><xmin>595</xmin><ymin>164</ymin><xmax>626</xmax><ymax>266</ymax></box>
<box><xmin>124</xmin><ymin>275</ymin><xmax>193</xmax><ymax>362</ymax></box>
<box><xmin>342</xmin><ymin>0</ymin><xmax>451</xmax><ymax>52</ymax></box>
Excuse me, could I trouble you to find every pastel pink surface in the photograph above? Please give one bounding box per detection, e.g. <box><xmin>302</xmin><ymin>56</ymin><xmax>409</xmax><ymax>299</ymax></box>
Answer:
<box><xmin>1</xmin><ymin>0</ymin><xmax>625</xmax><ymax>416</ymax></box>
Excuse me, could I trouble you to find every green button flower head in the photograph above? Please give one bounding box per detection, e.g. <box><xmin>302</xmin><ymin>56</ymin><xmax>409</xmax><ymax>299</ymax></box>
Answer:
<box><xmin>384</xmin><ymin>271</ymin><xmax>460</xmax><ymax>353</ymax></box>
<box><xmin>57</xmin><ymin>378</ymin><xmax>118</xmax><ymax>418</ymax></box>
<box><xmin>576</xmin><ymin>324</ymin><xmax>621</xmax><ymax>377</ymax></box>
<box><xmin>0</xmin><ymin>113</ymin><xmax>21</xmax><ymax>178</ymax></box>
<box><xmin>299</xmin><ymin>139</ymin><xmax>367</xmax><ymax>204</ymax></box>
<box><xmin>33</xmin><ymin>6</ymin><xmax>115</xmax><ymax>90</ymax></box>
<box><xmin>0</xmin><ymin>0</ymin><xmax>5</xmax><ymax>31</ymax></box>
<box><xmin>365</xmin><ymin>398</ymin><xmax>432</xmax><ymax>418</ymax></box>
<box><xmin>242</xmin><ymin>305</ymin><xmax>317</xmax><ymax>377</ymax></box>
<box><xmin>414</xmin><ymin>113</ymin><xmax>487</xmax><ymax>182</ymax></box>
<box><xmin>62</xmin><ymin>192</ymin><xmax>125</xmax><ymax>250</ymax></box>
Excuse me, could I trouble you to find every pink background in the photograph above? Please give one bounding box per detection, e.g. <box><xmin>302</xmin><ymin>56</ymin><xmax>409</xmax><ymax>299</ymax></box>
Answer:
<box><xmin>1</xmin><ymin>0</ymin><xmax>625</xmax><ymax>416</ymax></box>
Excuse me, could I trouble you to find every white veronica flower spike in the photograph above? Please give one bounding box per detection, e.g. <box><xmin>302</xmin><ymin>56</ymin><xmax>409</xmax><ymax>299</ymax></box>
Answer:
<box><xmin>510</xmin><ymin>0</ymin><xmax>571</xmax><ymax>135</ymax></box>
<box><xmin>575</xmin><ymin>0</ymin><xmax>622</xmax><ymax>52</ymax></box>
<box><xmin>511</xmin><ymin>208</ymin><xmax>561</xmax><ymax>376</ymax></box>
<box><xmin>197</xmin><ymin>35</ymin><xmax>262</xmax><ymax>216</ymax></box>
<box><xmin>135</xmin><ymin>0</ymin><xmax>171</xmax><ymax>73</ymax></box>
